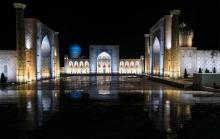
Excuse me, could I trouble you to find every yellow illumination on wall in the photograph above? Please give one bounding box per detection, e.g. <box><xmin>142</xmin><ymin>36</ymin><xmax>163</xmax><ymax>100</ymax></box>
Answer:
<box><xmin>187</xmin><ymin>35</ymin><xmax>193</xmax><ymax>47</ymax></box>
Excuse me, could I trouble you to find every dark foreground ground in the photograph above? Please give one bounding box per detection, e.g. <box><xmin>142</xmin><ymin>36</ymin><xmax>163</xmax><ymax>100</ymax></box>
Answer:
<box><xmin>0</xmin><ymin>75</ymin><xmax>220</xmax><ymax>139</ymax></box>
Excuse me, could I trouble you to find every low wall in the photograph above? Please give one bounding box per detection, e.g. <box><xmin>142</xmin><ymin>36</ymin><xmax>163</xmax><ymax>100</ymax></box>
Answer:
<box><xmin>148</xmin><ymin>76</ymin><xmax>193</xmax><ymax>89</ymax></box>
<box><xmin>193</xmin><ymin>73</ymin><xmax>220</xmax><ymax>87</ymax></box>
<box><xmin>0</xmin><ymin>50</ymin><xmax>16</xmax><ymax>82</ymax></box>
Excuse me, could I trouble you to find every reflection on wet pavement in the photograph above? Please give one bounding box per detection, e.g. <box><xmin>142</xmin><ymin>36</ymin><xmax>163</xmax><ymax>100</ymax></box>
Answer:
<box><xmin>0</xmin><ymin>75</ymin><xmax>220</xmax><ymax>138</ymax></box>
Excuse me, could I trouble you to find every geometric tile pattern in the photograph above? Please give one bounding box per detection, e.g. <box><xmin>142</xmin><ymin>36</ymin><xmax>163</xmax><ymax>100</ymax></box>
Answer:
<box><xmin>181</xmin><ymin>48</ymin><xmax>220</xmax><ymax>76</ymax></box>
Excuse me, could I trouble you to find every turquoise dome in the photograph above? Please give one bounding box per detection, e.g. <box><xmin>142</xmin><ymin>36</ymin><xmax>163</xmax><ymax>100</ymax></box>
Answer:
<box><xmin>69</xmin><ymin>44</ymin><xmax>81</xmax><ymax>59</ymax></box>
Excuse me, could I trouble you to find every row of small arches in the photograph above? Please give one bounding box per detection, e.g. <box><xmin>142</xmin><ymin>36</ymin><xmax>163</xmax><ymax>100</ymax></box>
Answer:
<box><xmin>119</xmin><ymin>61</ymin><xmax>140</xmax><ymax>67</ymax></box>
<box><xmin>69</xmin><ymin>61</ymin><xmax>89</xmax><ymax>67</ymax></box>
<box><xmin>69</xmin><ymin>61</ymin><xmax>140</xmax><ymax>67</ymax></box>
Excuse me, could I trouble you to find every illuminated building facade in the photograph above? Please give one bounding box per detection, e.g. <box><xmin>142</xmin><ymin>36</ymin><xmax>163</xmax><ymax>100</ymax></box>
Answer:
<box><xmin>64</xmin><ymin>45</ymin><xmax>144</xmax><ymax>74</ymax></box>
<box><xmin>145</xmin><ymin>10</ymin><xmax>220</xmax><ymax>78</ymax></box>
<box><xmin>0</xmin><ymin>3</ymin><xmax>60</xmax><ymax>82</ymax></box>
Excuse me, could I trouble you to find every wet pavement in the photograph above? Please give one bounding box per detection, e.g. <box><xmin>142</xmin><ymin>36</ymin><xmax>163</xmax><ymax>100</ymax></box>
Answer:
<box><xmin>1</xmin><ymin>75</ymin><xmax>220</xmax><ymax>139</ymax></box>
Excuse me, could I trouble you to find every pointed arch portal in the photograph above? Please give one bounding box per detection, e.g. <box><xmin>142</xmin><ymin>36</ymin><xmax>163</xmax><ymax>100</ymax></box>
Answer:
<box><xmin>150</xmin><ymin>35</ymin><xmax>165</xmax><ymax>76</ymax></box>
<box><xmin>41</xmin><ymin>36</ymin><xmax>51</xmax><ymax>78</ymax></box>
<box><xmin>153</xmin><ymin>37</ymin><xmax>161</xmax><ymax>75</ymax></box>
<box><xmin>36</xmin><ymin>35</ymin><xmax>54</xmax><ymax>80</ymax></box>
<box><xmin>97</xmin><ymin>52</ymin><xmax>111</xmax><ymax>74</ymax></box>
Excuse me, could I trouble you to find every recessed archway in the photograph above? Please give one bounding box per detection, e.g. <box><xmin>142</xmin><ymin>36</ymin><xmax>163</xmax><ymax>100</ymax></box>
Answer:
<box><xmin>97</xmin><ymin>52</ymin><xmax>111</xmax><ymax>74</ymax></box>
<box><xmin>153</xmin><ymin>37</ymin><xmax>161</xmax><ymax>75</ymax></box>
<box><xmin>41</xmin><ymin>36</ymin><xmax>51</xmax><ymax>78</ymax></box>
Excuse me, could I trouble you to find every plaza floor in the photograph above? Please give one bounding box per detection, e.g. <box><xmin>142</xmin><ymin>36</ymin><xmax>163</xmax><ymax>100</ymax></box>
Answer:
<box><xmin>0</xmin><ymin>75</ymin><xmax>220</xmax><ymax>139</ymax></box>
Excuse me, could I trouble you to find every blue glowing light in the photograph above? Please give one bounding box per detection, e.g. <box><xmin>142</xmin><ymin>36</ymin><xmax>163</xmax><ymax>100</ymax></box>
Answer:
<box><xmin>70</xmin><ymin>91</ymin><xmax>81</xmax><ymax>99</ymax></box>
<box><xmin>69</xmin><ymin>44</ymin><xmax>81</xmax><ymax>59</ymax></box>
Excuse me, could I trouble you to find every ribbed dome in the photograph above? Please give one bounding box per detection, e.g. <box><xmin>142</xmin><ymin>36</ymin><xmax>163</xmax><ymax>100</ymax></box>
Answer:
<box><xmin>179</xmin><ymin>22</ymin><xmax>193</xmax><ymax>36</ymax></box>
<box><xmin>179</xmin><ymin>22</ymin><xmax>194</xmax><ymax>47</ymax></box>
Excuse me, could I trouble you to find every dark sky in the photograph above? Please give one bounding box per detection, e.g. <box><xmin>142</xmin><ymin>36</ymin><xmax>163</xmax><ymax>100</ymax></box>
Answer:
<box><xmin>2</xmin><ymin>0</ymin><xmax>220</xmax><ymax>66</ymax></box>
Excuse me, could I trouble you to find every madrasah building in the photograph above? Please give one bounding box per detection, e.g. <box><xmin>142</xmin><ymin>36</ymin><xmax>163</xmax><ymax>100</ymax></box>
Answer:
<box><xmin>64</xmin><ymin>45</ymin><xmax>145</xmax><ymax>75</ymax></box>
<box><xmin>144</xmin><ymin>10</ymin><xmax>220</xmax><ymax>78</ymax></box>
<box><xmin>64</xmin><ymin>10</ymin><xmax>220</xmax><ymax>77</ymax></box>
<box><xmin>0</xmin><ymin>3</ymin><xmax>60</xmax><ymax>82</ymax></box>
<box><xmin>0</xmin><ymin>3</ymin><xmax>219</xmax><ymax>83</ymax></box>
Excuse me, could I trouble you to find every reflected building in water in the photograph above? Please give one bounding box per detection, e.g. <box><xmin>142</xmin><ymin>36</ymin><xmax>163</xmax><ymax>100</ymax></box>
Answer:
<box><xmin>144</xmin><ymin>90</ymin><xmax>195</xmax><ymax>135</ymax></box>
<box><xmin>142</xmin><ymin>89</ymin><xmax>220</xmax><ymax>136</ymax></box>
<box><xmin>0</xmin><ymin>90</ymin><xmax>60</xmax><ymax>130</ymax></box>
<box><xmin>1</xmin><ymin>77</ymin><xmax>220</xmax><ymax>135</ymax></box>
<box><xmin>63</xmin><ymin>76</ymin><xmax>119</xmax><ymax>100</ymax></box>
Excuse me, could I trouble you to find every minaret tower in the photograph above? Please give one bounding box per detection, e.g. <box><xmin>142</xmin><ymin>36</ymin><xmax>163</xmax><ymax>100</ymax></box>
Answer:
<box><xmin>13</xmin><ymin>3</ymin><xmax>27</xmax><ymax>82</ymax></box>
<box><xmin>144</xmin><ymin>34</ymin><xmax>150</xmax><ymax>74</ymax></box>
<box><xmin>170</xmin><ymin>10</ymin><xmax>181</xmax><ymax>78</ymax></box>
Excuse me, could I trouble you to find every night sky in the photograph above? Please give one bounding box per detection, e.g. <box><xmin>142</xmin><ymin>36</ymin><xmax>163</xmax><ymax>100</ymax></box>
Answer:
<box><xmin>1</xmin><ymin>0</ymin><xmax>220</xmax><ymax>66</ymax></box>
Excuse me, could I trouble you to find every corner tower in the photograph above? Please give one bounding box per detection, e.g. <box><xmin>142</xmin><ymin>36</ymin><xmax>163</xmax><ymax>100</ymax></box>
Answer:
<box><xmin>13</xmin><ymin>3</ymin><xmax>27</xmax><ymax>82</ymax></box>
<box><xmin>170</xmin><ymin>10</ymin><xmax>181</xmax><ymax>78</ymax></box>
